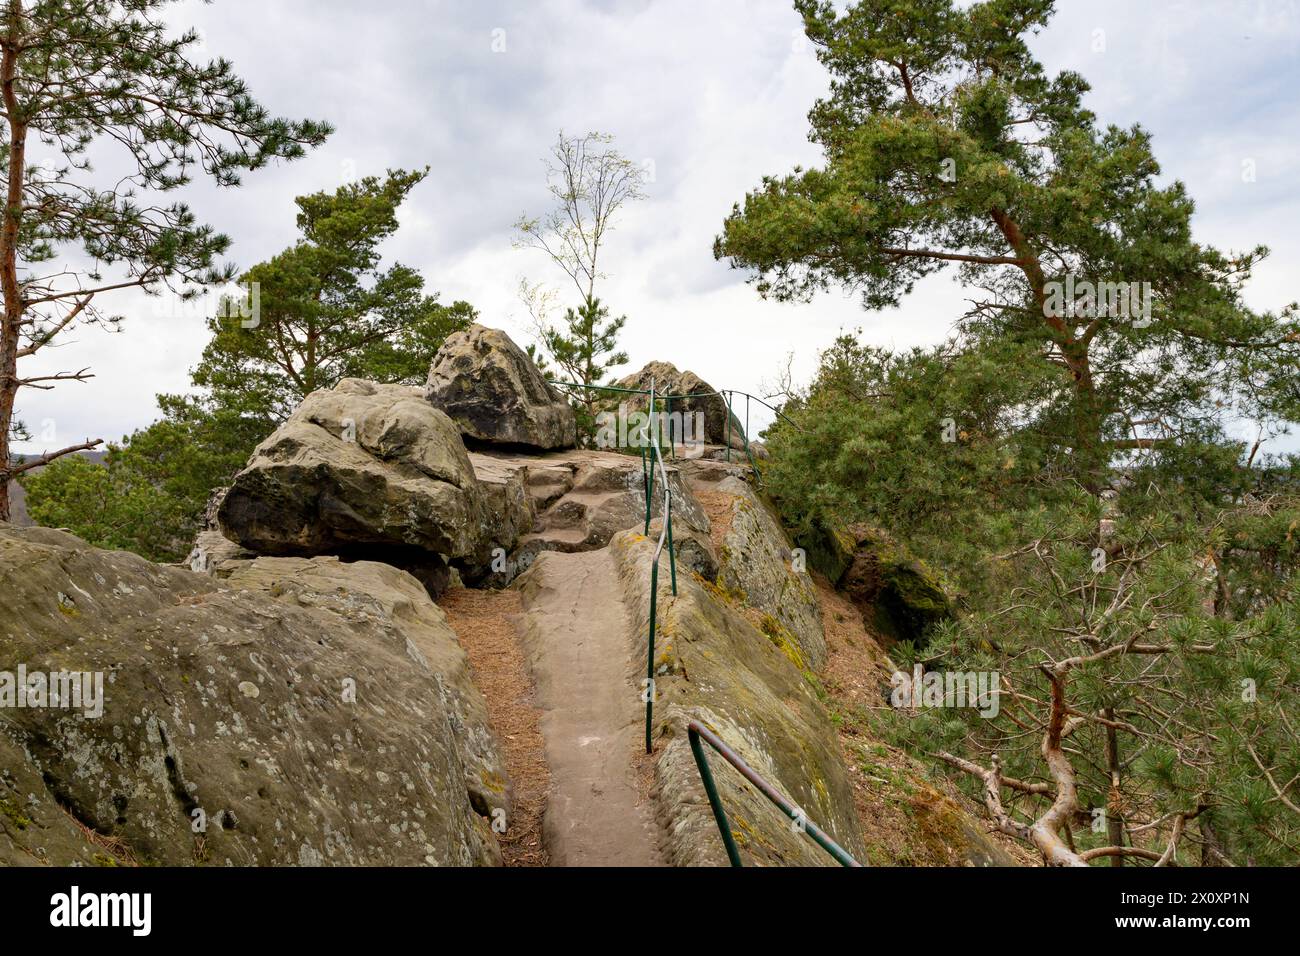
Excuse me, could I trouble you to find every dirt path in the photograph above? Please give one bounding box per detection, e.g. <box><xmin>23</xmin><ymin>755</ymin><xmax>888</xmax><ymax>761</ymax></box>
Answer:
<box><xmin>516</xmin><ymin>548</ymin><xmax>664</xmax><ymax>867</ymax></box>
<box><xmin>438</xmin><ymin>587</ymin><xmax>550</xmax><ymax>867</ymax></box>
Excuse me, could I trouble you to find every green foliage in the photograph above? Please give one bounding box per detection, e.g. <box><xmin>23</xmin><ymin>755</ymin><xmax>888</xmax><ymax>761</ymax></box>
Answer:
<box><xmin>0</xmin><ymin>0</ymin><xmax>328</xmax><ymax>516</ymax></box>
<box><xmin>22</xmin><ymin>173</ymin><xmax>472</xmax><ymax>560</ymax></box>
<box><xmin>766</xmin><ymin>323</ymin><xmax>1298</xmax><ymax>865</ymax></box>
<box><xmin>766</xmin><ymin>331</ymin><xmax>1072</xmax><ymax>579</ymax></box>
<box><xmin>900</xmin><ymin>495</ymin><xmax>1300</xmax><ymax>866</ymax></box>
<box><xmin>731</xmin><ymin>8</ymin><xmax>1300</xmax><ymax>861</ymax></box>
<box><xmin>21</xmin><ymin>394</ymin><xmax>272</xmax><ymax>562</ymax></box>
<box><xmin>542</xmin><ymin>296</ymin><xmax>629</xmax><ymax>440</ymax></box>
<box><xmin>717</xmin><ymin>0</ymin><xmax>1299</xmax><ymax>486</ymax></box>
<box><xmin>192</xmin><ymin>169</ymin><xmax>474</xmax><ymax>419</ymax></box>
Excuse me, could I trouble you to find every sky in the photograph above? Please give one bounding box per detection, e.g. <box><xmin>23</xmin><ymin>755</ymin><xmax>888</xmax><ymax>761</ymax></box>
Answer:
<box><xmin>13</xmin><ymin>0</ymin><xmax>1300</xmax><ymax>455</ymax></box>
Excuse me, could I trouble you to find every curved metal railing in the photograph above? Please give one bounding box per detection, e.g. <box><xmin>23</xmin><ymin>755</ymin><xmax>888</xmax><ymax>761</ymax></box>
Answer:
<box><xmin>688</xmin><ymin>720</ymin><xmax>861</xmax><ymax>867</ymax></box>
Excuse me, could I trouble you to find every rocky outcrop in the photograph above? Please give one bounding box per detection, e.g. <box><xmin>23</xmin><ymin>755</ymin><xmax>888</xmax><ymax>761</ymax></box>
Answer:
<box><xmin>217</xmin><ymin>379</ymin><xmax>486</xmax><ymax>594</ymax></box>
<box><xmin>708</xmin><ymin>475</ymin><xmax>826</xmax><ymax>670</ymax></box>
<box><xmin>810</xmin><ymin>521</ymin><xmax>954</xmax><ymax>644</ymax></box>
<box><xmin>221</xmin><ymin>555</ymin><xmax>510</xmax><ymax>822</ymax></box>
<box><xmin>612</xmin><ymin>361</ymin><xmax>746</xmax><ymax>449</ymax></box>
<box><xmin>187</xmin><ymin>529</ymin><xmax>255</xmax><ymax>574</ymax></box>
<box><xmin>608</xmin><ymin>530</ymin><xmax>866</xmax><ymax>866</ymax></box>
<box><xmin>455</xmin><ymin>453</ymin><xmax>535</xmax><ymax>585</ymax></box>
<box><xmin>426</xmin><ymin>324</ymin><xmax>577</xmax><ymax>451</ymax></box>
<box><xmin>466</xmin><ymin>448</ymin><xmax>710</xmax><ymax>585</ymax></box>
<box><xmin>0</xmin><ymin>524</ymin><xmax>503</xmax><ymax>866</ymax></box>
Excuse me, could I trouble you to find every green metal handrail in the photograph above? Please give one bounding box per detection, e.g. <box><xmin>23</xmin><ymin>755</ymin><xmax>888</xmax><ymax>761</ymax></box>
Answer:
<box><xmin>643</xmin><ymin>379</ymin><xmax>676</xmax><ymax>754</ymax></box>
<box><xmin>687</xmin><ymin>720</ymin><xmax>862</xmax><ymax>868</ymax></box>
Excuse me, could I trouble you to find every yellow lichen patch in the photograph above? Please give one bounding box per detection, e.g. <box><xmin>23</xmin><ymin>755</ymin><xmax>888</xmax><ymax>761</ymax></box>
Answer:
<box><xmin>700</xmin><ymin>575</ymin><xmax>744</xmax><ymax>607</ymax></box>
<box><xmin>479</xmin><ymin>769</ymin><xmax>507</xmax><ymax>794</ymax></box>
<box><xmin>0</xmin><ymin>795</ymin><xmax>31</xmax><ymax>831</ymax></box>
<box><xmin>759</xmin><ymin>614</ymin><xmax>806</xmax><ymax>671</ymax></box>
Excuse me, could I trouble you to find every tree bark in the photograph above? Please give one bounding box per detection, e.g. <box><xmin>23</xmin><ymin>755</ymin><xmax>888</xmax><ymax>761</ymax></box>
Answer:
<box><xmin>0</xmin><ymin>0</ymin><xmax>28</xmax><ymax>521</ymax></box>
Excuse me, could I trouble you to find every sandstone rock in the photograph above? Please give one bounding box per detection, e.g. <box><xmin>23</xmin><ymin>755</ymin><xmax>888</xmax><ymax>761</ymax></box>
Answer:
<box><xmin>426</xmin><ymin>324</ymin><xmax>576</xmax><ymax>451</ymax></box>
<box><xmin>186</xmin><ymin>529</ymin><xmax>255</xmax><ymax>575</ymax></box>
<box><xmin>458</xmin><ymin>452</ymin><xmax>536</xmax><ymax>586</ymax></box>
<box><xmin>218</xmin><ymin>379</ymin><xmax>485</xmax><ymax>576</ymax></box>
<box><xmin>609</xmin><ymin>530</ymin><xmax>866</xmax><ymax>866</ymax></box>
<box><xmin>611</xmin><ymin>361</ymin><xmax>746</xmax><ymax>449</ymax></box>
<box><xmin>811</xmin><ymin>521</ymin><xmax>954</xmax><ymax>644</ymax></box>
<box><xmin>710</xmin><ymin>476</ymin><xmax>826</xmax><ymax>670</ymax></box>
<box><xmin>221</xmin><ymin>556</ymin><xmax>510</xmax><ymax>821</ymax></box>
<box><xmin>468</xmin><ymin>449</ymin><xmax>710</xmax><ymax>583</ymax></box>
<box><xmin>0</xmin><ymin>524</ymin><xmax>502</xmax><ymax>867</ymax></box>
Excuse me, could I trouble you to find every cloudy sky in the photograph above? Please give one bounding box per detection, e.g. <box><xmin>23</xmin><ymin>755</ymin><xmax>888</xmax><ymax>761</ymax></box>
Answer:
<box><xmin>14</xmin><ymin>0</ymin><xmax>1300</xmax><ymax>454</ymax></box>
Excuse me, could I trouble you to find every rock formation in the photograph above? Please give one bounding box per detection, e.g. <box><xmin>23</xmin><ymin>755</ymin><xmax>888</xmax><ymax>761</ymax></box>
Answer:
<box><xmin>810</xmin><ymin>521</ymin><xmax>955</xmax><ymax>644</ymax></box>
<box><xmin>609</xmin><ymin>529</ymin><xmax>865</xmax><ymax>865</ymax></box>
<box><xmin>4</xmin><ymin>326</ymin><xmax>1008</xmax><ymax>870</ymax></box>
<box><xmin>611</xmin><ymin>360</ymin><xmax>747</xmax><ymax>450</ymax></box>
<box><xmin>709</xmin><ymin>474</ymin><xmax>826</xmax><ymax>670</ymax></box>
<box><xmin>0</xmin><ymin>525</ymin><xmax>500</xmax><ymax>866</ymax></box>
<box><xmin>426</xmin><ymin>324</ymin><xmax>577</xmax><ymax>451</ymax></box>
<box><xmin>217</xmin><ymin>378</ymin><xmax>491</xmax><ymax>595</ymax></box>
<box><xmin>466</xmin><ymin>447</ymin><xmax>709</xmax><ymax>585</ymax></box>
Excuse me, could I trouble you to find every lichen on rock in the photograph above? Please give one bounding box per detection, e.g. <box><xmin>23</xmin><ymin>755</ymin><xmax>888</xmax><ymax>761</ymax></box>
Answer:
<box><xmin>0</xmin><ymin>524</ymin><xmax>503</xmax><ymax>867</ymax></box>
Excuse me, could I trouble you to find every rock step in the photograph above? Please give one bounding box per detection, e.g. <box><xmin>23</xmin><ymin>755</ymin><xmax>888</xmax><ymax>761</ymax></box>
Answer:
<box><xmin>513</xmin><ymin>548</ymin><xmax>664</xmax><ymax>867</ymax></box>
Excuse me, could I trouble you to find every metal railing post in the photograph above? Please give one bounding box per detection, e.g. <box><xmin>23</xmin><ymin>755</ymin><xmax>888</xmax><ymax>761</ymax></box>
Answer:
<box><xmin>688</xmin><ymin>725</ymin><xmax>744</xmax><ymax>867</ymax></box>
<box><xmin>646</xmin><ymin>561</ymin><xmax>658</xmax><ymax>754</ymax></box>
<box><xmin>724</xmin><ymin>390</ymin><xmax>732</xmax><ymax>463</ymax></box>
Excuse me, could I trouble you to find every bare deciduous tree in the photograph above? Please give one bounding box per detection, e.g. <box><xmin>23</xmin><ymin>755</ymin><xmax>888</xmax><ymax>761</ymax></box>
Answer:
<box><xmin>514</xmin><ymin>130</ymin><xmax>646</xmax><ymax>309</ymax></box>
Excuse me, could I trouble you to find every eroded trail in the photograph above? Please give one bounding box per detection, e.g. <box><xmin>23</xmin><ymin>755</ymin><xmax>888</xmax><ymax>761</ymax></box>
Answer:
<box><xmin>515</xmin><ymin>548</ymin><xmax>664</xmax><ymax>867</ymax></box>
<box><xmin>438</xmin><ymin>587</ymin><xmax>550</xmax><ymax>867</ymax></box>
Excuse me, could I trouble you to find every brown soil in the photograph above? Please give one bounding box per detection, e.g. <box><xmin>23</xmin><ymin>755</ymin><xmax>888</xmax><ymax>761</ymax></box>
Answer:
<box><xmin>439</xmin><ymin>586</ymin><xmax>550</xmax><ymax>867</ymax></box>
<box><xmin>691</xmin><ymin>484</ymin><xmax>737</xmax><ymax>555</ymax></box>
<box><xmin>813</xmin><ymin>574</ymin><xmax>1038</xmax><ymax>866</ymax></box>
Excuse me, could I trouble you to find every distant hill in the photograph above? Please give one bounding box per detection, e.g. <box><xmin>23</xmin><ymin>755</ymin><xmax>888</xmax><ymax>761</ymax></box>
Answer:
<box><xmin>6</xmin><ymin>450</ymin><xmax>108</xmax><ymax>526</ymax></box>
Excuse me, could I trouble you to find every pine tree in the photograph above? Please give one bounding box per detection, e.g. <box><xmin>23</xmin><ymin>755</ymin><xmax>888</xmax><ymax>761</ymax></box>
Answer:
<box><xmin>190</xmin><ymin>169</ymin><xmax>474</xmax><ymax>420</ymax></box>
<box><xmin>541</xmin><ymin>296</ymin><xmax>629</xmax><ymax>434</ymax></box>
<box><xmin>716</xmin><ymin>0</ymin><xmax>1300</xmax><ymax>489</ymax></box>
<box><xmin>0</xmin><ymin>0</ymin><xmax>330</xmax><ymax>519</ymax></box>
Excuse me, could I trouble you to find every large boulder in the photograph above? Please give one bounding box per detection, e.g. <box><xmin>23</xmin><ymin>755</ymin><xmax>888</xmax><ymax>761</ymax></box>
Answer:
<box><xmin>221</xmin><ymin>556</ymin><xmax>510</xmax><ymax>821</ymax></box>
<box><xmin>0</xmin><ymin>524</ymin><xmax>502</xmax><ymax>866</ymax></box>
<box><xmin>611</xmin><ymin>361</ymin><xmax>746</xmax><ymax>449</ymax></box>
<box><xmin>426</xmin><ymin>324</ymin><xmax>577</xmax><ymax>451</ymax></box>
<box><xmin>218</xmin><ymin>379</ymin><xmax>486</xmax><ymax>590</ymax></box>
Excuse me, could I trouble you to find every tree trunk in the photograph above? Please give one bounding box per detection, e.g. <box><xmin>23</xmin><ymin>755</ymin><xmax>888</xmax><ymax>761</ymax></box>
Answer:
<box><xmin>1199</xmin><ymin>808</ymin><xmax>1229</xmax><ymax>867</ymax></box>
<box><xmin>988</xmin><ymin>207</ymin><xmax>1106</xmax><ymax>488</ymax></box>
<box><xmin>0</xmin><ymin>2</ymin><xmax>28</xmax><ymax>522</ymax></box>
